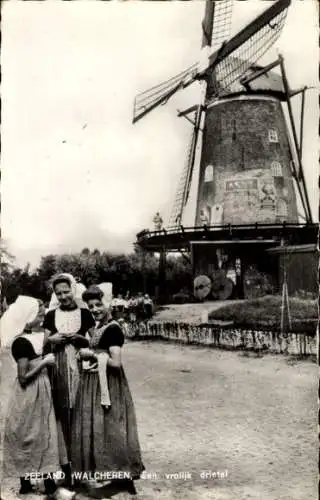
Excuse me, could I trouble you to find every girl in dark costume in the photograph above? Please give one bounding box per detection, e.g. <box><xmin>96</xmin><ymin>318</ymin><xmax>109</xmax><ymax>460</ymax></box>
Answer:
<box><xmin>72</xmin><ymin>285</ymin><xmax>145</xmax><ymax>496</ymax></box>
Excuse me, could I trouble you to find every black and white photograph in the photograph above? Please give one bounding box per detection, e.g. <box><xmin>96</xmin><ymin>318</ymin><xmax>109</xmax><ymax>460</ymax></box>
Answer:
<box><xmin>0</xmin><ymin>1</ymin><xmax>318</xmax><ymax>499</ymax></box>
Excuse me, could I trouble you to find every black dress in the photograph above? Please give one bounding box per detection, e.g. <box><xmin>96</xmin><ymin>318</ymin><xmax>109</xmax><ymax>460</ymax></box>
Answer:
<box><xmin>71</xmin><ymin>321</ymin><xmax>145</xmax><ymax>478</ymax></box>
<box><xmin>3</xmin><ymin>333</ymin><xmax>61</xmax><ymax>478</ymax></box>
<box><xmin>43</xmin><ymin>306</ymin><xmax>95</xmax><ymax>461</ymax></box>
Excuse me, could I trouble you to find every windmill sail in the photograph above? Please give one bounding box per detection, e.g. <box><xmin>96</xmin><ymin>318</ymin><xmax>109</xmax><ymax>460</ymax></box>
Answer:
<box><xmin>133</xmin><ymin>63</ymin><xmax>198</xmax><ymax>124</ymax></box>
<box><xmin>168</xmin><ymin>106</ymin><xmax>202</xmax><ymax>228</ymax></box>
<box><xmin>210</xmin><ymin>0</ymin><xmax>234</xmax><ymax>49</ymax></box>
<box><xmin>207</xmin><ymin>0</ymin><xmax>290</xmax><ymax>98</ymax></box>
<box><xmin>133</xmin><ymin>0</ymin><xmax>290</xmax><ymax>123</ymax></box>
<box><xmin>201</xmin><ymin>0</ymin><xmax>234</xmax><ymax>49</ymax></box>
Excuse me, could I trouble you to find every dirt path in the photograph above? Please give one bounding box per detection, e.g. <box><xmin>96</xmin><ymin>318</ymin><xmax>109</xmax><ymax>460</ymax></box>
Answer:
<box><xmin>1</xmin><ymin>342</ymin><xmax>317</xmax><ymax>500</ymax></box>
<box><xmin>153</xmin><ymin>301</ymin><xmax>242</xmax><ymax>324</ymax></box>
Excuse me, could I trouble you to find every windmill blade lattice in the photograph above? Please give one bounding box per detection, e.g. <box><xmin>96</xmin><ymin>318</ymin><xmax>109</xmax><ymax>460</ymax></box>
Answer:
<box><xmin>133</xmin><ymin>63</ymin><xmax>198</xmax><ymax>124</ymax></box>
<box><xmin>168</xmin><ymin>107</ymin><xmax>202</xmax><ymax>228</ymax></box>
<box><xmin>133</xmin><ymin>1</ymin><xmax>234</xmax><ymax>124</ymax></box>
<box><xmin>209</xmin><ymin>3</ymin><xmax>289</xmax><ymax>98</ymax></box>
<box><xmin>210</xmin><ymin>0</ymin><xmax>234</xmax><ymax>49</ymax></box>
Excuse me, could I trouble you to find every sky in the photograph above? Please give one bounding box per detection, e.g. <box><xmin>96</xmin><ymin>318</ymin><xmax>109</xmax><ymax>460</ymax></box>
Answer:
<box><xmin>2</xmin><ymin>0</ymin><xmax>319</xmax><ymax>268</ymax></box>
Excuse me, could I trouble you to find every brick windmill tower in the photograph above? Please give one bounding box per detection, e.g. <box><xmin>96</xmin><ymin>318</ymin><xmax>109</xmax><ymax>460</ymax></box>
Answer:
<box><xmin>134</xmin><ymin>0</ymin><xmax>315</xmax><ymax>301</ymax></box>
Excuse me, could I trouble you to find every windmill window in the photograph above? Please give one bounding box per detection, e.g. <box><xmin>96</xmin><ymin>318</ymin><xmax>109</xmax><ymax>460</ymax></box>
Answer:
<box><xmin>204</xmin><ymin>165</ymin><xmax>214</xmax><ymax>182</ymax></box>
<box><xmin>268</xmin><ymin>129</ymin><xmax>279</xmax><ymax>143</ymax></box>
<box><xmin>271</xmin><ymin>161</ymin><xmax>282</xmax><ymax>177</ymax></box>
<box><xmin>221</xmin><ymin>116</ymin><xmax>231</xmax><ymax>131</ymax></box>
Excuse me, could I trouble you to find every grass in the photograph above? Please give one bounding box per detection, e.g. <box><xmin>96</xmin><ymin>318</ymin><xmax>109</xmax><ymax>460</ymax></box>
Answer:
<box><xmin>208</xmin><ymin>295</ymin><xmax>318</xmax><ymax>333</ymax></box>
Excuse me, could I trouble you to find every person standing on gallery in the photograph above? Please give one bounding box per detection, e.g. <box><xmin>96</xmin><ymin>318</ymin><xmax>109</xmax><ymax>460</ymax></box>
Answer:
<box><xmin>43</xmin><ymin>273</ymin><xmax>95</xmax><ymax>485</ymax></box>
<box><xmin>71</xmin><ymin>285</ymin><xmax>145</xmax><ymax>495</ymax></box>
<box><xmin>143</xmin><ymin>294</ymin><xmax>153</xmax><ymax>320</ymax></box>
<box><xmin>1</xmin><ymin>296</ymin><xmax>74</xmax><ymax>499</ymax></box>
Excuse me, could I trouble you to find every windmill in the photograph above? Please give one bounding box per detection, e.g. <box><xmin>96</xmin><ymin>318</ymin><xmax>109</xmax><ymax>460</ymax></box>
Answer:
<box><xmin>133</xmin><ymin>0</ymin><xmax>316</xmax><ymax>301</ymax></box>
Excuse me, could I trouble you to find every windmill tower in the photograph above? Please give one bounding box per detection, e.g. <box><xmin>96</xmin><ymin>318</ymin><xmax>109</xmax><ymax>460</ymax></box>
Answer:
<box><xmin>133</xmin><ymin>0</ymin><xmax>315</xmax><ymax>301</ymax></box>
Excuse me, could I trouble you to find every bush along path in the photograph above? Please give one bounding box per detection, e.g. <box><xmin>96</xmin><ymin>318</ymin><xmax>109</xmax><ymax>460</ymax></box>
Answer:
<box><xmin>125</xmin><ymin>296</ymin><xmax>317</xmax><ymax>358</ymax></box>
<box><xmin>126</xmin><ymin>321</ymin><xmax>316</xmax><ymax>358</ymax></box>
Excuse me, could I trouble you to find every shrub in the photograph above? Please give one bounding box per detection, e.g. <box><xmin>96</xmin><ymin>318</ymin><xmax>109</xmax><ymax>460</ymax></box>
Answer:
<box><xmin>208</xmin><ymin>295</ymin><xmax>318</xmax><ymax>334</ymax></box>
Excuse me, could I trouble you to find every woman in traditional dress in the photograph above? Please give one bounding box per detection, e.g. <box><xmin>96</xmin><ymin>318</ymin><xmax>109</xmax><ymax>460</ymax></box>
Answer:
<box><xmin>1</xmin><ymin>296</ymin><xmax>74</xmax><ymax>499</ymax></box>
<box><xmin>71</xmin><ymin>285</ymin><xmax>145</xmax><ymax>496</ymax></box>
<box><xmin>43</xmin><ymin>273</ymin><xmax>95</xmax><ymax>484</ymax></box>
<box><xmin>48</xmin><ymin>274</ymin><xmax>87</xmax><ymax>311</ymax></box>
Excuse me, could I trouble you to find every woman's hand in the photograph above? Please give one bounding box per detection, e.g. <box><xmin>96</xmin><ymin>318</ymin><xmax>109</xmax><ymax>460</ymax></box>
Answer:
<box><xmin>43</xmin><ymin>353</ymin><xmax>56</xmax><ymax>366</ymax></box>
<box><xmin>48</xmin><ymin>333</ymin><xmax>67</xmax><ymax>345</ymax></box>
<box><xmin>69</xmin><ymin>333</ymin><xmax>89</xmax><ymax>347</ymax></box>
<box><xmin>79</xmin><ymin>347</ymin><xmax>96</xmax><ymax>360</ymax></box>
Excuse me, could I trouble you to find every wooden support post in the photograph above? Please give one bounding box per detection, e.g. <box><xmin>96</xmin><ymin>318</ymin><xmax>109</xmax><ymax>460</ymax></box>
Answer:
<box><xmin>281</xmin><ymin>270</ymin><xmax>292</xmax><ymax>333</ymax></box>
<box><xmin>158</xmin><ymin>247</ymin><xmax>167</xmax><ymax>303</ymax></box>
<box><xmin>235</xmin><ymin>256</ymin><xmax>244</xmax><ymax>299</ymax></box>
<box><xmin>183</xmin><ymin>105</ymin><xmax>203</xmax><ymax>207</ymax></box>
<box><xmin>177</xmin><ymin>105</ymin><xmax>201</xmax><ymax>118</ymax></box>
<box><xmin>279</xmin><ymin>55</ymin><xmax>312</xmax><ymax>223</ymax></box>
<box><xmin>289</xmin><ymin>86</ymin><xmax>307</xmax><ymax>98</ymax></box>
<box><xmin>299</xmin><ymin>86</ymin><xmax>307</xmax><ymax>164</ymax></box>
<box><xmin>240</xmin><ymin>57</ymin><xmax>281</xmax><ymax>87</ymax></box>
<box><xmin>142</xmin><ymin>249</ymin><xmax>147</xmax><ymax>294</ymax></box>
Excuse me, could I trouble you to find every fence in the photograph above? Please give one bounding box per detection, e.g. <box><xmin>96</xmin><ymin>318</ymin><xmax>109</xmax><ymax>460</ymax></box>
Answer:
<box><xmin>124</xmin><ymin>321</ymin><xmax>317</xmax><ymax>357</ymax></box>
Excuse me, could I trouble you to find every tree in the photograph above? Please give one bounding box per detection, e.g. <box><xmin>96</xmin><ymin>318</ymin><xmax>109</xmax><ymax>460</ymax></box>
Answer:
<box><xmin>0</xmin><ymin>240</ymin><xmax>15</xmax><ymax>278</ymax></box>
<box><xmin>1</xmin><ymin>246</ymin><xmax>194</xmax><ymax>308</ymax></box>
